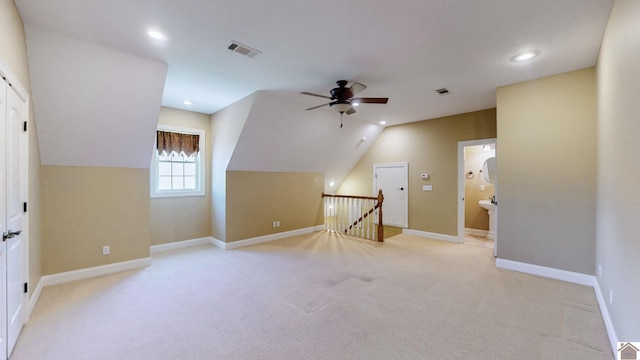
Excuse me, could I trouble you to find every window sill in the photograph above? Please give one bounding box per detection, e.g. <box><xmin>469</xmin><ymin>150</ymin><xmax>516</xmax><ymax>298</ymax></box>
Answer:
<box><xmin>150</xmin><ymin>190</ymin><xmax>205</xmax><ymax>199</ymax></box>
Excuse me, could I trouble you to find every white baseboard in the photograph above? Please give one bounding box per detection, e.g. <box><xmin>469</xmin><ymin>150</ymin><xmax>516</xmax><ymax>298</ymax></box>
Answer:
<box><xmin>495</xmin><ymin>258</ymin><xmax>595</xmax><ymax>286</ymax></box>
<box><xmin>593</xmin><ymin>280</ymin><xmax>619</xmax><ymax>358</ymax></box>
<box><xmin>28</xmin><ymin>278</ymin><xmax>45</xmax><ymax>321</ymax></box>
<box><xmin>221</xmin><ymin>225</ymin><xmax>324</xmax><ymax>250</ymax></box>
<box><xmin>40</xmin><ymin>257</ymin><xmax>151</xmax><ymax>288</ymax></box>
<box><xmin>150</xmin><ymin>226</ymin><xmax>325</xmax><ymax>251</ymax></box>
<box><xmin>465</xmin><ymin>228</ymin><xmax>489</xmax><ymax>237</ymax></box>
<box><xmin>495</xmin><ymin>258</ymin><xmax>618</xmax><ymax>357</ymax></box>
<box><xmin>150</xmin><ymin>237</ymin><xmax>213</xmax><ymax>254</ymax></box>
<box><xmin>402</xmin><ymin>228</ymin><xmax>461</xmax><ymax>243</ymax></box>
<box><xmin>210</xmin><ymin>237</ymin><xmax>226</xmax><ymax>249</ymax></box>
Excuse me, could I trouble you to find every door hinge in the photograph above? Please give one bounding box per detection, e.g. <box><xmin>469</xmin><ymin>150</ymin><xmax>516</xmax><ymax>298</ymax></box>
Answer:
<box><xmin>24</xmin><ymin>282</ymin><xmax>28</xmax><ymax>294</ymax></box>
<box><xmin>23</xmin><ymin>121</ymin><xmax>27</xmax><ymax>132</ymax></box>
<box><xmin>23</xmin><ymin>202</ymin><xmax>27</xmax><ymax>213</ymax></box>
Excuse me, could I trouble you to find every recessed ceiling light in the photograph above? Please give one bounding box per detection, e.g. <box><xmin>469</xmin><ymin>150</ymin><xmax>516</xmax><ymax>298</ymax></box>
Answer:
<box><xmin>183</xmin><ymin>100</ymin><xmax>192</xmax><ymax>105</ymax></box>
<box><xmin>329</xmin><ymin>181</ymin><xmax>336</xmax><ymax>187</ymax></box>
<box><xmin>511</xmin><ymin>50</ymin><xmax>539</xmax><ymax>62</ymax></box>
<box><xmin>380</xmin><ymin>121</ymin><xmax>387</xmax><ymax>125</ymax></box>
<box><xmin>147</xmin><ymin>30</ymin><xmax>167</xmax><ymax>40</ymax></box>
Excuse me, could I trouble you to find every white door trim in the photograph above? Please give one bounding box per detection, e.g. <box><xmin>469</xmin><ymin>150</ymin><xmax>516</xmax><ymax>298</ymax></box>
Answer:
<box><xmin>0</xmin><ymin>60</ymin><xmax>28</xmax><ymax>104</ymax></box>
<box><xmin>457</xmin><ymin>139</ymin><xmax>496</xmax><ymax>250</ymax></box>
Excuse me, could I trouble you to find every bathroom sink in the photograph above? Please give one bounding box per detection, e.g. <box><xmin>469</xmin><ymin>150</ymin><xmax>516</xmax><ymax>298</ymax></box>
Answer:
<box><xmin>478</xmin><ymin>200</ymin><xmax>496</xmax><ymax>240</ymax></box>
<box><xmin>478</xmin><ymin>199</ymin><xmax>495</xmax><ymax>210</ymax></box>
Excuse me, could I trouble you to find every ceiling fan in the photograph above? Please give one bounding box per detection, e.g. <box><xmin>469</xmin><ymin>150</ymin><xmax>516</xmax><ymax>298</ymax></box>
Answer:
<box><xmin>301</xmin><ymin>80</ymin><xmax>388</xmax><ymax>126</ymax></box>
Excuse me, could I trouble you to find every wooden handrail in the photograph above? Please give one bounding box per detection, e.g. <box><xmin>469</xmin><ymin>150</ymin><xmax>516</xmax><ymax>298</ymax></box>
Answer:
<box><xmin>322</xmin><ymin>193</ymin><xmax>379</xmax><ymax>201</ymax></box>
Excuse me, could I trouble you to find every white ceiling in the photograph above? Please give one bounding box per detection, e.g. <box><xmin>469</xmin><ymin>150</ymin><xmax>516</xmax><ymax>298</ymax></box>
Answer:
<box><xmin>15</xmin><ymin>0</ymin><xmax>613</xmax><ymax>127</ymax></box>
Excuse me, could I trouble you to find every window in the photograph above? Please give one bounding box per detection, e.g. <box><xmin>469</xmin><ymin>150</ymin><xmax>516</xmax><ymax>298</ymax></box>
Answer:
<box><xmin>150</xmin><ymin>125</ymin><xmax>205</xmax><ymax>198</ymax></box>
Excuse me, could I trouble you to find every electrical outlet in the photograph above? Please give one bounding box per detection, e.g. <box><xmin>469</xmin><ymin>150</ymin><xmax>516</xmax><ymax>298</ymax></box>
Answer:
<box><xmin>102</xmin><ymin>245</ymin><xmax>110</xmax><ymax>255</ymax></box>
<box><xmin>480</xmin><ymin>185</ymin><xmax>485</xmax><ymax>191</ymax></box>
<box><xmin>272</xmin><ymin>221</ymin><xmax>277</xmax><ymax>228</ymax></box>
<box><xmin>276</xmin><ymin>221</ymin><xmax>280</xmax><ymax>227</ymax></box>
<box><xmin>598</xmin><ymin>263</ymin><xmax>602</xmax><ymax>278</ymax></box>
<box><xmin>609</xmin><ymin>289</ymin><xmax>613</xmax><ymax>306</ymax></box>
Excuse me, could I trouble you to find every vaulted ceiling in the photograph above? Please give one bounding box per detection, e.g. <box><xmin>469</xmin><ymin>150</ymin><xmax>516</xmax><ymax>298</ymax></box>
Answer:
<box><xmin>15</xmin><ymin>0</ymin><xmax>613</xmax><ymax>168</ymax></box>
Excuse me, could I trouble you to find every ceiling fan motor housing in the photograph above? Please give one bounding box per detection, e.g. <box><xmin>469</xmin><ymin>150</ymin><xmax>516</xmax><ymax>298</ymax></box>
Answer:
<box><xmin>330</xmin><ymin>80</ymin><xmax>353</xmax><ymax>101</ymax></box>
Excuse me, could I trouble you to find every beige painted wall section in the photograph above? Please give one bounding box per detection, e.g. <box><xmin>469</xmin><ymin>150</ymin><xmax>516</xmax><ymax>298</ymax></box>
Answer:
<box><xmin>210</xmin><ymin>93</ymin><xmax>256</xmax><ymax>242</ymax></box>
<box><xmin>41</xmin><ymin>166</ymin><xmax>150</xmax><ymax>274</ymax></box>
<box><xmin>464</xmin><ymin>145</ymin><xmax>495</xmax><ymax>230</ymax></box>
<box><xmin>339</xmin><ymin>109</ymin><xmax>496</xmax><ymax>236</ymax></box>
<box><xmin>0</xmin><ymin>1</ymin><xmax>42</xmax><ymax>296</ymax></box>
<box><xmin>150</xmin><ymin>107</ymin><xmax>211</xmax><ymax>245</ymax></box>
<box><xmin>596</xmin><ymin>0</ymin><xmax>640</xmax><ymax>340</ymax></box>
<box><xmin>496</xmin><ymin>68</ymin><xmax>596</xmax><ymax>275</ymax></box>
<box><xmin>225</xmin><ymin>171</ymin><xmax>323</xmax><ymax>242</ymax></box>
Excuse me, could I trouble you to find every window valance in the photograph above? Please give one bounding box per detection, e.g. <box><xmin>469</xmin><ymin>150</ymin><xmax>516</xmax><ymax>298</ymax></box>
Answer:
<box><xmin>156</xmin><ymin>130</ymin><xmax>200</xmax><ymax>157</ymax></box>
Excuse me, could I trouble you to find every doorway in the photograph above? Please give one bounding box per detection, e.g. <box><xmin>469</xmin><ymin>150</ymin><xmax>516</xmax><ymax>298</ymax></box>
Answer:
<box><xmin>458</xmin><ymin>139</ymin><xmax>497</xmax><ymax>255</ymax></box>
<box><xmin>373</xmin><ymin>162</ymin><xmax>408</xmax><ymax>228</ymax></box>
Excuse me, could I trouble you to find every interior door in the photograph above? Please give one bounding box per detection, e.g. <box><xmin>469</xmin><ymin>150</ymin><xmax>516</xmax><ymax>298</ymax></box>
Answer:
<box><xmin>373</xmin><ymin>163</ymin><xmax>408</xmax><ymax>228</ymax></box>
<box><xmin>5</xmin><ymin>81</ymin><xmax>26</xmax><ymax>357</ymax></box>
<box><xmin>0</xmin><ymin>75</ymin><xmax>9</xmax><ymax>360</ymax></box>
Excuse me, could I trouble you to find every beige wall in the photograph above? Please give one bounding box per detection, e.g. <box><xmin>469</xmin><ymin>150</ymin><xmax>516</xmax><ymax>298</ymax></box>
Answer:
<box><xmin>596</xmin><ymin>0</ymin><xmax>640</xmax><ymax>340</ymax></box>
<box><xmin>339</xmin><ymin>108</ymin><xmax>496</xmax><ymax>236</ymax></box>
<box><xmin>496</xmin><ymin>68</ymin><xmax>597</xmax><ymax>274</ymax></box>
<box><xmin>41</xmin><ymin>166</ymin><xmax>150</xmax><ymax>274</ymax></box>
<box><xmin>1</xmin><ymin>1</ymin><xmax>42</xmax><ymax>296</ymax></box>
<box><xmin>150</xmin><ymin>107</ymin><xmax>212</xmax><ymax>245</ymax></box>
<box><xmin>464</xmin><ymin>145</ymin><xmax>495</xmax><ymax>230</ymax></box>
<box><xmin>226</xmin><ymin>171</ymin><xmax>323</xmax><ymax>242</ymax></box>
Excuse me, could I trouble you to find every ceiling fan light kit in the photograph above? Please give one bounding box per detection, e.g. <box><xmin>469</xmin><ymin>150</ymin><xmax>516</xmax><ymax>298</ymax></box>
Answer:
<box><xmin>301</xmin><ymin>80</ymin><xmax>389</xmax><ymax>127</ymax></box>
<box><xmin>331</xmin><ymin>102</ymin><xmax>352</xmax><ymax>113</ymax></box>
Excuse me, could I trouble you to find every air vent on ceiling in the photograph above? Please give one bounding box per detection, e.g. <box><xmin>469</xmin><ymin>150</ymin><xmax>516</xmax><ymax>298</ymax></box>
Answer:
<box><xmin>435</xmin><ymin>88</ymin><xmax>450</xmax><ymax>95</ymax></box>
<box><xmin>228</xmin><ymin>41</ymin><xmax>262</xmax><ymax>58</ymax></box>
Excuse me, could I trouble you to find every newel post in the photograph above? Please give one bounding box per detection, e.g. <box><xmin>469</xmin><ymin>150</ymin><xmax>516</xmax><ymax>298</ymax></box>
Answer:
<box><xmin>377</xmin><ymin>189</ymin><xmax>384</xmax><ymax>242</ymax></box>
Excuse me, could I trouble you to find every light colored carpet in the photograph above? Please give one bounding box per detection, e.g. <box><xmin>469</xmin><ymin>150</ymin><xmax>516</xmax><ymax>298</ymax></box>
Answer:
<box><xmin>11</xmin><ymin>232</ymin><xmax>612</xmax><ymax>359</ymax></box>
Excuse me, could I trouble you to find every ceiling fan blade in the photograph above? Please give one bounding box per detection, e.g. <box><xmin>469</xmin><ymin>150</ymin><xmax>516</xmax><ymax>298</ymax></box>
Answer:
<box><xmin>351</xmin><ymin>97</ymin><xmax>388</xmax><ymax>104</ymax></box>
<box><xmin>346</xmin><ymin>107</ymin><xmax>357</xmax><ymax>115</ymax></box>
<box><xmin>350</xmin><ymin>82</ymin><xmax>367</xmax><ymax>95</ymax></box>
<box><xmin>305</xmin><ymin>102</ymin><xmax>331</xmax><ymax>111</ymax></box>
<box><xmin>301</xmin><ymin>91</ymin><xmax>332</xmax><ymax>99</ymax></box>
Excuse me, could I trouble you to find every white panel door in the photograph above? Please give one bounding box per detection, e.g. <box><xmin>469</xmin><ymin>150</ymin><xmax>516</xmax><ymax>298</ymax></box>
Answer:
<box><xmin>0</xmin><ymin>76</ymin><xmax>9</xmax><ymax>360</ymax></box>
<box><xmin>373</xmin><ymin>162</ymin><xmax>408</xmax><ymax>228</ymax></box>
<box><xmin>5</xmin><ymin>82</ymin><xmax>26</xmax><ymax>357</ymax></box>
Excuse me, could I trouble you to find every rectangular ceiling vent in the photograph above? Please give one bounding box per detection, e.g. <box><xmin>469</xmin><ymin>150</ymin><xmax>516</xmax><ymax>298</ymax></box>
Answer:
<box><xmin>228</xmin><ymin>41</ymin><xmax>262</xmax><ymax>58</ymax></box>
<box><xmin>435</xmin><ymin>88</ymin><xmax>450</xmax><ymax>95</ymax></box>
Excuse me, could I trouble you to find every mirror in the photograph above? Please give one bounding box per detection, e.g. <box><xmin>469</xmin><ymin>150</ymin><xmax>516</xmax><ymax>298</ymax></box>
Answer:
<box><xmin>482</xmin><ymin>157</ymin><xmax>497</xmax><ymax>184</ymax></box>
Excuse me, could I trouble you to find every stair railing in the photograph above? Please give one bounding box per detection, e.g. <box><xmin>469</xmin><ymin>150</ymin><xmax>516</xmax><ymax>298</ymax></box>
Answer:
<box><xmin>322</xmin><ymin>190</ymin><xmax>384</xmax><ymax>242</ymax></box>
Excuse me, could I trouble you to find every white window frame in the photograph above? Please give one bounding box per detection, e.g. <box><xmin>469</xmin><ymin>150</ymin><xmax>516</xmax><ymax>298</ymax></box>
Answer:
<box><xmin>150</xmin><ymin>124</ymin><xmax>205</xmax><ymax>198</ymax></box>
